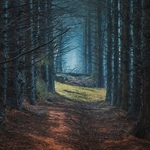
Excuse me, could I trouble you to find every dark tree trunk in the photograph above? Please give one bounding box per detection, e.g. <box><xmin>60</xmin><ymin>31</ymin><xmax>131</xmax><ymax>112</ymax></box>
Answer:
<box><xmin>25</xmin><ymin>0</ymin><xmax>37</xmax><ymax>104</ymax></box>
<box><xmin>6</xmin><ymin>0</ymin><xmax>24</xmax><ymax>110</ymax></box>
<box><xmin>83</xmin><ymin>9</ymin><xmax>88</xmax><ymax>74</ymax></box>
<box><xmin>120</xmin><ymin>0</ymin><xmax>130</xmax><ymax>111</ymax></box>
<box><xmin>0</xmin><ymin>0</ymin><xmax>8</xmax><ymax>129</ymax></box>
<box><xmin>128</xmin><ymin>0</ymin><xmax>142</xmax><ymax>116</ymax></box>
<box><xmin>110</xmin><ymin>0</ymin><xmax>122</xmax><ymax>107</ymax></box>
<box><xmin>130</xmin><ymin>0</ymin><xmax>150</xmax><ymax>140</ymax></box>
<box><xmin>87</xmin><ymin>1</ymin><xmax>92</xmax><ymax>74</ymax></box>
<box><xmin>113</xmin><ymin>0</ymin><xmax>119</xmax><ymax>106</ymax></box>
<box><xmin>96</xmin><ymin>1</ymin><xmax>105</xmax><ymax>88</ymax></box>
<box><xmin>44</xmin><ymin>0</ymin><xmax>55</xmax><ymax>93</ymax></box>
<box><xmin>106</xmin><ymin>0</ymin><xmax>113</xmax><ymax>103</ymax></box>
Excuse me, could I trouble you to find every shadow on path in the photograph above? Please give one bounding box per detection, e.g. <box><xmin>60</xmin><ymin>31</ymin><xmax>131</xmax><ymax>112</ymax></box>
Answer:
<box><xmin>1</xmin><ymin>95</ymin><xmax>150</xmax><ymax>150</ymax></box>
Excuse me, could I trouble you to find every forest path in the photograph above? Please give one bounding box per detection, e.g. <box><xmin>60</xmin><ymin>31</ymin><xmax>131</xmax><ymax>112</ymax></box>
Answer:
<box><xmin>1</xmin><ymin>97</ymin><xmax>150</xmax><ymax>150</ymax></box>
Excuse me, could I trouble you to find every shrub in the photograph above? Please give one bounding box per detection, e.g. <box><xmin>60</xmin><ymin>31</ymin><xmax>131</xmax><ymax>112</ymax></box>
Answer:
<box><xmin>36</xmin><ymin>77</ymin><xmax>48</xmax><ymax>101</ymax></box>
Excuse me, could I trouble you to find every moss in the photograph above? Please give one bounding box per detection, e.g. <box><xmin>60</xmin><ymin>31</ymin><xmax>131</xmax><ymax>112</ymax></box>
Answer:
<box><xmin>36</xmin><ymin>78</ymin><xmax>48</xmax><ymax>100</ymax></box>
<box><xmin>55</xmin><ymin>82</ymin><xmax>106</xmax><ymax>102</ymax></box>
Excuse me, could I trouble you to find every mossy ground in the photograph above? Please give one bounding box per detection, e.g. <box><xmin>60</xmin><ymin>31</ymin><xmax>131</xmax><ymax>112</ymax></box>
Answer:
<box><xmin>55</xmin><ymin>82</ymin><xmax>106</xmax><ymax>103</ymax></box>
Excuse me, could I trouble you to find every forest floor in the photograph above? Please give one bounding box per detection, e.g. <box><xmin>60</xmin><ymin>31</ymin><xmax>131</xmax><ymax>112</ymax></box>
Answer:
<box><xmin>1</xmin><ymin>77</ymin><xmax>150</xmax><ymax>150</ymax></box>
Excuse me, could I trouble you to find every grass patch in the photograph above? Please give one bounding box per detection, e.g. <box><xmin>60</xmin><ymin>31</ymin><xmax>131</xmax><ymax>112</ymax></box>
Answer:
<box><xmin>55</xmin><ymin>82</ymin><xmax>106</xmax><ymax>102</ymax></box>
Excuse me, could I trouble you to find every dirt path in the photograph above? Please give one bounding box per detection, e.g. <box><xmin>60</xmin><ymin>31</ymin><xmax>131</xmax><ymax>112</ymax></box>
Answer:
<box><xmin>1</xmin><ymin>99</ymin><xmax>150</xmax><ymax>150</ymax></box>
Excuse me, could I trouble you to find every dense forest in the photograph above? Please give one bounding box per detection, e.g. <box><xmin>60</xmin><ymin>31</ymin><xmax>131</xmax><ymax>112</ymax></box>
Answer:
<box><xmin>0</xmin><ymin>0</ymin><xmax>150</xmax><ymax>145</ymax></box>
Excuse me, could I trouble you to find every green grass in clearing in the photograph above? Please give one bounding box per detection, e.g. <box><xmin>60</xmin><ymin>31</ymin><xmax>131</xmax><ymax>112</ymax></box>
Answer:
<box><xmin>55</xmin><ymin>82</ymin><xmax>106</xmax><ymax>102</ymax></box>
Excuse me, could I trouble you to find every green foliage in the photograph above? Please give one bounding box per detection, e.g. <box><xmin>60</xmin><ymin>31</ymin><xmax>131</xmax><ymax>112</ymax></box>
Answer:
<box><xmin>55</xmin><ymin>82</ymin><xmax>106</xmax><ymax>102</ymax></box>
<box><xmin>36</xmin><ymin>78</ymin><xmax>48</xmax><ymax>100</ymax></box>
<box><xmin>36</xmin><ymin>55</ymin><xmax>52</xmax><ymax>67</ymax></box>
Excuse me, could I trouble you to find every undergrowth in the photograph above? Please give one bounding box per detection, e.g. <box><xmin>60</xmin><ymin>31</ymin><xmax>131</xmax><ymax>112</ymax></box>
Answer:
<box><xmin>36</xmin><ymin>78</ymin><xmax>48</xmax><ymax>100</ymax></box>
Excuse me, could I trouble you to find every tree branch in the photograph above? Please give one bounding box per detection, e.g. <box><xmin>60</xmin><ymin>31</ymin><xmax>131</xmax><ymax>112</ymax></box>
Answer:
<box><xmin>0</xmin><ymin>28</ymin><xmax>70</xmax><ymax>65</ymax></box>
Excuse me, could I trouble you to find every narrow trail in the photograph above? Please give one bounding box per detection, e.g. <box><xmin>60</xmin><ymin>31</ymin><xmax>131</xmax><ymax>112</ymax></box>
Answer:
<box><xmin>1</xmin><ymin>98</ymin><xmax>150</xmax><ymax>150</ymax></box>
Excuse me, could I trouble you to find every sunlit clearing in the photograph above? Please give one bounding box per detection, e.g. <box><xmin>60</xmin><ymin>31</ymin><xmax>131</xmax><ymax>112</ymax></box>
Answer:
<box><xmin>55</xmin><ymin>82</ymin><xmax>106</xmax><ymax>102</ymax></box>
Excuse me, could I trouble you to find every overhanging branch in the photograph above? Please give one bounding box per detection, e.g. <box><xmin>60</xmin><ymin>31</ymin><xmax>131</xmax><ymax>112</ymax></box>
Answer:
<box><xmin>0</xmin><ymin>28</ymin><xmax>70</xmax><ymax>65</ymax></box>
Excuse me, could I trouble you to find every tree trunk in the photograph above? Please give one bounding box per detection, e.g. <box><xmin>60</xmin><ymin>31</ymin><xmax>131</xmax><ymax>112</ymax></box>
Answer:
<box><xmin>0</xmin><ymin>0</ymin><xmax>8</xmax><ymax>129</ymax></box>
<box><xmin>128</xmin><ymin>0</ymin><xmax>142</xmax><ymax>116</ymax></box>
<box><xmin>25</xmin><ymin>0</ymin><xmax>36</xmax><ymax>104</ymax></box>
<box><xmin>120</xmin><ymin>0</ymin><xmax>130</xmax><ymax>111</ymax></box>
<box><xmin>44</xmin><ymin>0</ymin><xmax>55</xmax><ymax>93</ymax></box>
<box><xmin>95</xmin><ymin>0</ymin><xmax>105</xmax><ymax>88</ymax></box>
<box><xmin>113</xmin><ymin>0</ymin><xmax>119</xmax><ymax>106</ymax></box>
<box><xmin>106</xmin><ymin>0</ymin><xmax>113</xmax><ymax>103</ymax></box>
<box><xmin>130</xmin><ymin>0</ymin><xmax>150</xmax><ymax>140</ymax></box>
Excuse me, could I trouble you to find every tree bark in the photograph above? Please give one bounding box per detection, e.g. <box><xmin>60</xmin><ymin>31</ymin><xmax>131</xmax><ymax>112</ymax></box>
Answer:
<box><xmin>0</xmin><ymin>0</ymin><xmax>8</xmax><ymax>129</ymax></box>
<box><xmin>106</xmin><ymin>0</ymin><xmax>113</xmax><ymax>103</ymax></box>
<box><xmin>128</xmin><ymin>0</ymin><xmax>142</xmax><ymax>116</ymax></box>
<box><xmin>120</xmin><ymin>0</ymin><xmax>130</xmax><ymax>111</ymax></box>
<box><xmin>113</xmin><ymin>0</ymin><xmax>119</xmax><ymax>106</ymax></box>
<box><xmin>130</xmin><ymin>0</ymin><xmax>150</xmax><ymax>140</ymax></box>
<box><xmin>95</xmin><ymin>0</ymin><xmax>105</xmax><ymax>88</ymax></box>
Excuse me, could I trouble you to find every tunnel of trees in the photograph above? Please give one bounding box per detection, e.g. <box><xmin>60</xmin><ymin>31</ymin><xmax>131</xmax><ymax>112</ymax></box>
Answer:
<box><xmin>0</xmin><ymin>0</ymin><xmax>150</xmax><ymax>141</ymax></box>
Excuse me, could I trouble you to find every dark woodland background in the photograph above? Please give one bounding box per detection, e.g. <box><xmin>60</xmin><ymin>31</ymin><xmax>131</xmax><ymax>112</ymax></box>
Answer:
<box><xmin>0</xmin><ymin>0</ymin><xmax>150</xmax><ymax>142</ymax></box>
